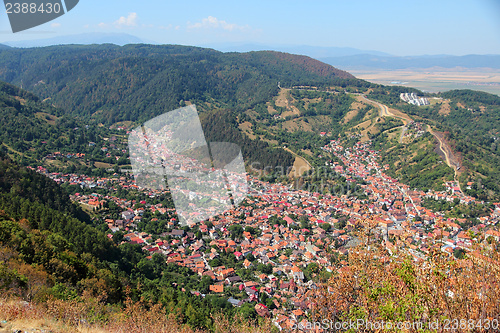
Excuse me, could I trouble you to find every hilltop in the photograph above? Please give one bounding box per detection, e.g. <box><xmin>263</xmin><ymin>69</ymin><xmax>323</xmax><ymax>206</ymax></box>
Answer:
<box><xmin>0</xmin><ymin>44</ymin><xmax>355</xmax><ymax>123</ymax></box>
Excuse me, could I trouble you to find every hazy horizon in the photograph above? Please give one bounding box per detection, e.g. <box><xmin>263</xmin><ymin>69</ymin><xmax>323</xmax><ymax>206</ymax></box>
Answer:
<box><xmin>1</xmin><ymin>0</ymin><xmax>499</xmax><ymax>56</ymax></box>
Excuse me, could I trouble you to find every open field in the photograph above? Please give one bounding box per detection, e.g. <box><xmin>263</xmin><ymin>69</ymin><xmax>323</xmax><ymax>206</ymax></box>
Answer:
<box><xmin>35</xmin><ymin>112</ymin><xmax>58</xmax><ymax>125</ymax></box>
<box><xmin>283</xmin><ymin>147</ymin><xmax>312</xmax><ymax>177</ymax></box>
<box><xmin>350</xmin><ymin>67</ymin><xmax>500</xmax><ymax>96</ymax></box>
<box><xmin>94</xmin><ymin>162</ymin><xmax>114</xmax><ymax>168</ymax></box>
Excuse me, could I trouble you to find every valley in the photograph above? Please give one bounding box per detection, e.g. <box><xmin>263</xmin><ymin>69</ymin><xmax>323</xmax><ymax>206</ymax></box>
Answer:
<box><xmin>0</xmin><ymin>44</ymin><xmax>499</xmax><ymax>332</ymax></box>
<box><xmin>350</xmin><ymin>67</ymin><xmax>500</xmax><ymax>96</ymax></box>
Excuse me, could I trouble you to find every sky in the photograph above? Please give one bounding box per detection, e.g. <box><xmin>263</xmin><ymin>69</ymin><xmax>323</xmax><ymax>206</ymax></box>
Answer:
<box><xmin>1</xmin><ymin>0</ymin><xmax>499</xmax><ymax>56</ymax></box>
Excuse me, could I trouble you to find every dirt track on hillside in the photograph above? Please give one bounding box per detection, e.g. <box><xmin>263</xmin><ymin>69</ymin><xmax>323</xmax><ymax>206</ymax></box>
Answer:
<box><xmin>283</xmin><ymin>147</ymin><xmax>312</xmax><ymax>177</ymax></box>
<box><xmin>427</xmin><ymin>126</ymin><xmax>461</xmax><ymax>185</ymax></box>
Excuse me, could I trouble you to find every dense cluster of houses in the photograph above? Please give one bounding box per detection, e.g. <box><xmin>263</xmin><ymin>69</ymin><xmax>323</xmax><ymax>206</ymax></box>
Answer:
<box><xmin>401</xmin><ymin>121</ymin><xmax>426</xmax><ymax>142</ymax></box>
<box><xmin>29</xmin><ymin>137</ymin><xmax>500</xmax><ymax>329</ymax></box>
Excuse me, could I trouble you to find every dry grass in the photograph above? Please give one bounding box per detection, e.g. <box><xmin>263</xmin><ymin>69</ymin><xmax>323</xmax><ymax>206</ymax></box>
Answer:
<box><xmin>302</xmin><ymin>97</ymin><xmax>321</xmax><ymax>110</ymax></box>
<box><xmin>282</xmin><ymin>119</ymin><xmax>307</xmax><ymax>132</ymax></box>
<box><xmin>13</xmin><ymin>96</ymin><xmax>27</xmax><ymax>105</ymax></box>
<box><xmin>238</xmin><ymin>121</ymin><xmax>256</xmax><ymax>140</ymax></box>
<box><xmin>109</xmin><ymin>121</ymin><xmax>134</xmax><ymax>129</ymax></box>
<box><xmin>342</xmin><ymin>109</ymin><xmax>359</xmax><ymax>124</ymax></box>
<box><xmin>312</xmin><ymin>222</ymin><xmax>500</xmax><ymax>332</ymax></box>
<box><xmin>35</xmin><ymin>112</ymin><xmax>58</xmax><ymax>125</ymax></box>
<box><xmin>274</xmin><ymin>89</ymin><xmax>291</xmax><ymax>108</ymax></box>
<box><xmin>94</xmin><ymin>162</ymin><xmax>114</xmax><ymax>169</ymax></box>
<box><xmin>275</xmin><ymin>89</ymin><xmax>301</xmax><ymax>118</ymax></box>
<box><xmin>288</xmin><ymin>156</ymin><xmax>311</xmax><ymax>178</ymax></box>
<box><xmin>301</xmin><ymin>149</ymin><xmax>313</xmax><ymax>157</ymax></box>
<box><xmin>244</xmin><ymin>110</ymin><xmax>259</xmax><ymax>121</ymax></box>
<box><xmin>342</xmin><ymin>97</ymin><xmax>365</xmax><ymax>124</ymax></box>
<box><xmin>266</xmin><ymin>104</ymin><xmax>278</xmax><ymax>114</ymax></box>
<box><xmin>439</xmin><ymin>99</ymin><xmax>451</xmax><ymax>115</ymax></box>
<box><xmin>386</xmin><ymin>127</ymin><xmax>401</xmax><ymax>141</ymax></box>
<box><xmin>0</xmin><ymin>293</ymin><xmax>275</xmax><ymax>333</ymax></box>
<box><xmin>44</xmin><ymin>159</ymin><xmax>66</xmax><ymax>168</ymax></box>
<box><xmin>283</xmin><ymin>147</ymin><xmax>312</xmax><ymax>177</ymax></box>
<box><xmin>351</xmin><ymin>118</ymin><xmax>379</xmax><ymax>142</ymax></box>
<box><xmin>386</xmin><ymin>107</ymin><xmax>412</xmax><ymax>125</ymax></box>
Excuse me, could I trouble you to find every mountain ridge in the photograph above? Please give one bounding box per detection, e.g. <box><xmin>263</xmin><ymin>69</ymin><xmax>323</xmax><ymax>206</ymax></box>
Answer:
<box><xmin>2</xmin><ymin>32</ymin><xmax>151</xmax><ymax>48</ymax></box>
<box><xmin>321</xmin><ymin>54</ymin><xmax>500</xmax><ymax>70</ymax></box>
<box><xmin>0</xmin><ymin>44</ymin><xmax>358</xmax><ymax>123</ymax></box>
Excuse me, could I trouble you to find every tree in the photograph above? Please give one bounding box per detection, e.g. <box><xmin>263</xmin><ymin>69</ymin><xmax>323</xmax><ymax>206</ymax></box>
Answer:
<box><xmin>453</xmin><ymin>248</ymin><xmax>466</xmax><ymax>259</ymax></box>
<box><xmin>238</xmin><ymin>302</ymin><xmax>257</xmax><ymax>320</ymax></box>
<box><xmin>229</xmin><ymin>224</ymin><xmax>243</xmax><ymax>240</ymax></box>
<box><xmin>320</xmin><ymin>223</ymin><xmax>332</xmax><ymax>232</ymax></box>
<box><xmin>210</xmin><ymin>258</ymin><xmax>222</xmax><ymax>267</ymax></box>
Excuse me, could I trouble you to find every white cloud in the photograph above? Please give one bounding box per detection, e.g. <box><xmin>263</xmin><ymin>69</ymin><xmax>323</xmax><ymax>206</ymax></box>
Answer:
<box><xmin>187</xmin><ymin>16</ymin><xmax>249</xmax><ymax>32</ymax></box>
<box><xmin>98</xmin><ymin>22</ymin><xmax>107</xmax><ymax>28</ymax></box>
<box><xmin>51</xmin><ymin>23</ymin><xmax>61</xmax><ymax>28</ymax></box>
<box><xmin>114</xmin><ymin>12</ymin><xmax>138</xmax><ymax>28</ymax></box>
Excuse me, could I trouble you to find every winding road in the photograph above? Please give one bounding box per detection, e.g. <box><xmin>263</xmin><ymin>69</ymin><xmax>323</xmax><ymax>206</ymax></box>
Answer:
<box><xmin>358</xmin><ymin>95</ymin><xmax>410</xmax><ymax>143</ymax></box>
<box><xmin>360</xmin><ymin>94</ymin><xmax>461</xmax><ymax>189</ymax></box>
<box><xmin>358</xmin><ymin>95</ymin><xmax>393</xmax><ymax>117</ymax></box>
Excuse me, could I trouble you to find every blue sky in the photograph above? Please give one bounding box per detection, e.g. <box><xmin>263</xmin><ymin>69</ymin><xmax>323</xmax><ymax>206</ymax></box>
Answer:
<box><xmin>1</xmin><ymin>0</ymin><xmax>499</xmax><ymax>55</ymax></box>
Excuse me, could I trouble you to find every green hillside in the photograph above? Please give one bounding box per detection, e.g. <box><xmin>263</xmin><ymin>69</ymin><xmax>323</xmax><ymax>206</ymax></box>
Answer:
<box><xmin>368</xmin><ymin>87</ymin><xmax>500</xmax><ymax>200</ymax></box>
<box><xmin>0</xmin><ymin>81</ymin><xmax>132</xmax><ymax>171</ymax></box>
<box><xmin>0</xmin><ymin>151</ymin><xmax>253</xmax><ymax>330</ymax></box>
<box><xmin>0</xmin><ymin>44</ymin><xmax>356</xmax><ymax>123</ymax></box>
<box><xmin>1</xmin><ymin>44</ymin><xmax>498</xmax><ymax>199</ymax></box>
<box><xmin>0</xmin><ymin>45</ymin><xmax>366</xmax><ymax>173</ymax></box>
<box><xmin>0</xmin><ymin>79</ymin><xmax>293</xmax><ymax>173</ymax></box>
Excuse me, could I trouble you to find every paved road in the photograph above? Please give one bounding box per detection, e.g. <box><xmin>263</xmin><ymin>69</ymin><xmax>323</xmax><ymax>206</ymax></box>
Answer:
<box><xmin>358</xmin><ymin>95</ymin><xmax>393</xmax><ymax>117</ymax></box>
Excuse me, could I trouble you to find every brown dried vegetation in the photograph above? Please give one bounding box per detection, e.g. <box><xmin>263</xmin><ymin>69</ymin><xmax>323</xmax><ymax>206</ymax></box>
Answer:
<box><xmin>311</xmin><ymin>224</ymin><xmax>500</xmax><ymax>332</ymax></box>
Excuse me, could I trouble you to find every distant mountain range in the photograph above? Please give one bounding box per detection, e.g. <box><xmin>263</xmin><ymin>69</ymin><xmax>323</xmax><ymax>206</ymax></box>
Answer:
<box><xmin>2</xmin><ymin>32</ymin><xmax>151</xmax><ymax>48</ymax></box>
<box><xmin>3</xmin><ymin>33</ymin><xmax>500</xmax><ymax>70</ymax></box>
<box><xmin>203</xmin><ymin>42</ymin><xmax>392</xmax><ymax>58</ymax></box>
<box><xmin>202</xmin><ymin>43</ymin><xmax>500</xmax><ymax>70</ymax></box>
<box><xmin>320</xmin><ymin>54</ymin><xmax>500</xmax><ymax>70</ymax></box>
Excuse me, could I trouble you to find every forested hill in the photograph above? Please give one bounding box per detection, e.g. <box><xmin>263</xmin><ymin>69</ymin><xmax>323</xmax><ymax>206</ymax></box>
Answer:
<box><xmin>0</xmin><ymin>80</ymin><xmax>106</xmax><ymax>166</ymax></box>
<box><xmin>0</xmin><ymin>44</ymin><xmax>357</xmax><ymax>124</ymax></box>
<box><xmin>0</xmin><ymin>77</ymin><xmax>295</xmax><ymax>174</ymax></box>
<box><xmin>0</xmin><ymin>150</ymin><xmax>268</xmax><ymax>329</ymax></box>
<box><xmin>0</xmin><ymin>149</ymin><xmax>116</xmax><ymax>259</ymax></box>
